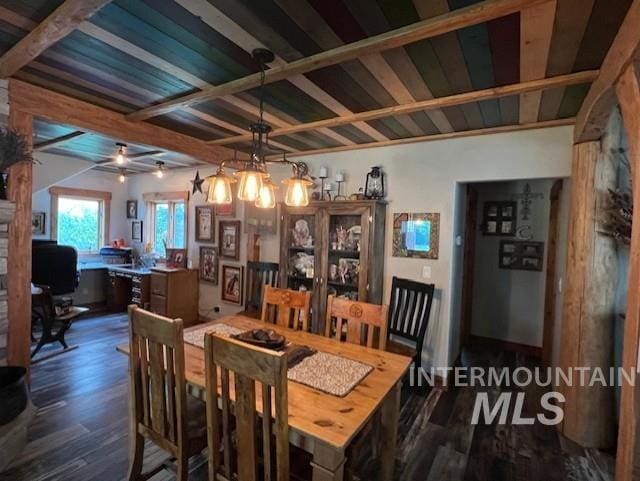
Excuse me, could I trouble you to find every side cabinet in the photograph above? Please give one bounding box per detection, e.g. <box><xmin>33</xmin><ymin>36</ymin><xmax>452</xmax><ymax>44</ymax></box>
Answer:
<box><xmin>149</xmin><ymin>268</ymin><xmax>199</xmax><ymax>326</ymax></box>
<box><xmin>280</xmin><ymin>200</ymin><xmax>386</xmax><ymax>333</ymax></box>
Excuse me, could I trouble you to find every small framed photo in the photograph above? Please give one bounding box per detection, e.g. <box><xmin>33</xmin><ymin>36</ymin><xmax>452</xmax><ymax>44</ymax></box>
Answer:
<box><xmin>166</xmin><ymin>248</ymin><xmax>187</xmax><ymax>268</ymax></box>
<box><xmin>221</xmin><ymin>264</ymin><xmax>243</xmax><ymax>305</ymax></box>
<box><xmin>32</xmin><ymin>211</ymin><xmax>45</xmax><ymax>235</ymax></box>
<box><xmin>219</xmin><ymin>220</ymin><xmax>241</xmax><ymax>260</ymax></box>
<box><xmin>521</xmin><ymin>257</ymin><xmax>541</xmax><ymax>270</ymax></box>
<box><xmin>500</xmin><ymin>221</ymin><xmax>513</xmax><ymax>234</ymax></box>
<box><xmin>486</xmin><ymin>221</ymin><xmax>497</xmax><ymax>234</ymax></box>
<box><xmin>132</xmin><ymin>220</ymin><xmax>143</xmax><ymax>242</ymax></box>
<box><xmin>500</xmin><ymin>256</ymin><xmax>518</xmax><ymax>268</ymax></box>
<box><xmin>195</xmin><ymin>205</ymin><xmax>215</xmax><ymax>242</ymax></box>
<box><xmin>126</xmin><ymin>200</ymin><xmax>138</xmax><ymax>219</ymax></box>
<box><xmin>199</xmin><ymin>246</ymin><xmax>219</xmax><ymax>284</ymax></box>
<box><xmin>502</xmin><ymin>242</ymin><xmax>516</xmax><ymax>254</ymax></box>
<box><xmin>215</xmin><ymin>200</ymin><xmax>236</xmax><ymax>217</ymax></box>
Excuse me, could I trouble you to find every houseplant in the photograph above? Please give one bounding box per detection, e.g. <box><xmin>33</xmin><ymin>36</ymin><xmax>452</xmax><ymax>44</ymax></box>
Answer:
<box><xmin>0</xmin><ymin>128</ymin><xmax>33</xmax><ymax>200</ymax></box>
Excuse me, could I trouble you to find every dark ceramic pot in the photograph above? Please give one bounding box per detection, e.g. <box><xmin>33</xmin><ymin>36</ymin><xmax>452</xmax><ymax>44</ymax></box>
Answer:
<box><xmin>0</xmin><ymin>366</ymin><xmax>28</xmax><ymax>425</ymax></box>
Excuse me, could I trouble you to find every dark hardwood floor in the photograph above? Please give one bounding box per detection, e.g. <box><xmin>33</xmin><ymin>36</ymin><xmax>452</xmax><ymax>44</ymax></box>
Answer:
<box><xmin>0</xmin><ymin>314</ymin><xmax>615</xmax><ymax>481</ymax></box>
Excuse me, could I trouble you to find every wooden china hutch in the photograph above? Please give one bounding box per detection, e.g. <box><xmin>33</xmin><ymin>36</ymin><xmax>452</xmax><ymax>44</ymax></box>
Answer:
<box><xmin>279</xmin><ymin>200</ymin><xmax>386</xmax><ymax>333</ymax></box>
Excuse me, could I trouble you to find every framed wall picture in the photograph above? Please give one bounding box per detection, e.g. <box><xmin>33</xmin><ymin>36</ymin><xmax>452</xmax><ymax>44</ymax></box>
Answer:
<box><xmin>132</xmin><ymin>220</ymin><xmax>143</xmax><ymax>242</ymax></box>
<box><xmin>126</xmin><ymin>200</ymin><xmax>138</xmax><ymax>219</ymax></box>
<box><xmin>219</xmin><ymin>220</ymin><xmax>241</xmax><ymax>259</ymax></box>
<box><xmin>482</xmin><ymin>201</ymin><xmax>517</xmax><ymax>236</ymax></box>
<box><xmin>499</xmin><ymin>240</ymin><xmax>544</xmax><ymax>271</ymax></box>
<box><xmin>31</xmin><ymin>211</ymin><xmax>45</xmax><ymax>235</ymax></box>
<box><xmin>199</xmin><ymin>246</ymin><xmax>219</xmax><ymax>284</ymax></box>
<box><xmin>215</xmin><ymin>198</ymin><xmax>236</xmax><ymax>217</ymax></box>
<box><xmin>195</xmin><ymin>205</ymin><xmax>215</xmax><ymax>242</ymax></box>
<box><xmin>221</xmin><ymin>264</ymin><xmax>243</xmax><ymax>304</ymax></box>
<box><xmin>392</xmin><ymin>212</ymin><xmax>440</xmax><ymax>259</ymax></box>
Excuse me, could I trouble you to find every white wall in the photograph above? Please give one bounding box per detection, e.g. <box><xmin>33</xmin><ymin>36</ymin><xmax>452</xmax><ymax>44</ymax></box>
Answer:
<box><xmin>470</xmin><ymin>179</ymin><xmax>555</xmax><ymax>347</ymax></box>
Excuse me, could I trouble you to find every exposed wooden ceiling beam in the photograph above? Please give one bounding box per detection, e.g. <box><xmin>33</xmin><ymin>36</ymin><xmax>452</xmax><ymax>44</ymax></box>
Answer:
<box><xmin>0</xmin><ymin>0</ymin><xmax>113</xmax><ymax>78</ymax></box>
<box><xmin>574</xmin><ymin>0</ymin><xmax>640</xmax><ymax>142</ymax></box>
<box><xmin>519</xmin><ymin>1</ymin><xmax>557</xmax><ymax>123</ymax></box>
<box><xmin>33</xmin><ymin>131</ymin><xmax>85</xmax><ymax>151</ymax></box>
<box><xmin>8</xmin><ymin>79</ymin><xmax>232</xmax><ymax>164</ymax></box>
<box><xmin>127</xmin><ymin>0</ymin><xmax>550</xmax><ymax>121</ymax></box>
<box><xmin>211</xmin><ymin>70</ymin><xmax>596</xmax><ymax>145</ymax></box>
<box><xmin>274</xmin><ymin>118</ymin><xmax>575</xmax><ymax>159</ymax></box>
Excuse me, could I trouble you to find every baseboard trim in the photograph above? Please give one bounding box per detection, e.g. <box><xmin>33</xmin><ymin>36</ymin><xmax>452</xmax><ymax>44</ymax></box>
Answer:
<box><xmin>469</xmin><ymin>335</ymin><xmax>542</xmax><ymax>358</ymax></box>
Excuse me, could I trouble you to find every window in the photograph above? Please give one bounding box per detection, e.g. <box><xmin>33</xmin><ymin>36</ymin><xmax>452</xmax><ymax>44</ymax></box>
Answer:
<box><xmin>144</xmin><ymin>192</ymin><xmax>188</xmax><ymax>256</ymax></box>
<box><xmin>49</xmin><ymin>187</ymin><xmax>111</xmax><ymax>254</ymax></box>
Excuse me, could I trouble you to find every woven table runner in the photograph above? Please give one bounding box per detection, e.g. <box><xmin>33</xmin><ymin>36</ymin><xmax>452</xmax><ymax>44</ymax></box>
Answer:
<box><xmin>287</xmin><ymin>352</ymin><xmax>372</xmax><ymax>397</ymax></box>
<box><xmin>185</xmin><ymin>324</ymin><xmax>373</xmax><ymax>397</ymax></box>
<box><xmin>184</xmin><ymin>323</ymin><xmax>243</xmax><ymax>348</ymax></box>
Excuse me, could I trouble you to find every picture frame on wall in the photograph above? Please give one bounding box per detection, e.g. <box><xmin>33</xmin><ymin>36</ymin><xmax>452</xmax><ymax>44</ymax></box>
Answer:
<box><xmin>195</xmin><ymin>205</ymin><xmax>215</xmax><ymax>242</ymax></box>
<box><xmin>199</xmin><ymin>246</ymin><xmax>219</xmax><ymax>284</ymax></box>
<box><xmin>131</xmin><ymin>220</ymin><xmax>143</xmax><ymax>242</ymax></box>
<box><xmin>219</xmin><ymin>220</ymin><xmax>240</xmax><ymax>259</ymax></box>
<box><xmin>126</xmin><ymin>200</ymin><xmax>138</xmax><ymax>219</ymax></box>
<box><xmin>499</xmin><ymin>240</ymin><xmax>544</xmax><ymax>271</ymax></box>
<box><xmin>215</xmin><ymin>197</ymin><xmax>236</xmax><ymax>217</ymax></box>
<box><xmin>482</xmin><ymin>201</ymin><xmax>517</xmax><ymax>236</ymax></box>
<box><xmin>32</xmin><ymin>211</ymin><xmax>45</xmax><ymax>235</ymax></box>
<box><xmin>392</xmin><ymin>212</ymin><xmax>440</xmax><ymax>259</ymax></box>
<box><xmin>221</xmin><ymin>264</ymin><xmax>243</xmax><ymax>305</ymax></box>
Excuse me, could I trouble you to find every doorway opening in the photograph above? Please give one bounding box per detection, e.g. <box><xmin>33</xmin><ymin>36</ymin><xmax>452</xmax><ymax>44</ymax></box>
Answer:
<box><xmin>458</xmin><ymin>178</ymin><xmax>567</xmax><ymax>364</ymax></box>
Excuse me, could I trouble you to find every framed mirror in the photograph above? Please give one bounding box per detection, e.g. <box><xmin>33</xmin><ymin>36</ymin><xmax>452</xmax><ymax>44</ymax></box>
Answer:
<box><xmin>392</xmin><ymin>212</ymin><xmax>440</xmax><ymax>259</ymax></box>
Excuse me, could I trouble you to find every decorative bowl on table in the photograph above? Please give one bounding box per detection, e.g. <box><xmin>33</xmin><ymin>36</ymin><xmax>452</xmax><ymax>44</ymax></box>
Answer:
<box><xmin>233</xmin><ymin>329</ymin><xmax>286</xmax><ymax>350</ymax></box>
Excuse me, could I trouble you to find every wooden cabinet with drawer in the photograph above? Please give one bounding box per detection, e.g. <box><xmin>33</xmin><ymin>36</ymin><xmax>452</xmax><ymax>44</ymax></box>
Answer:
<box><xmin>149</xmin><ymin>267</ymin><xmax>199</xmax><ymax>326</ymax></box>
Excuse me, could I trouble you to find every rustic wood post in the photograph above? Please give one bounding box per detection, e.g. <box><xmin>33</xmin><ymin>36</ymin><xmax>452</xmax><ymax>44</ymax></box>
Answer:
<box><xmin>5</xmin><ymin>102</ymin><xmax>33</xmax><ymax>372</ymax></box>
<box><xmin>247</xmin><ymin>233</ymin><xmax>260</xmax><ymax>262</ymax></box>
<box><xmin>615</xmin><ymin>62</ymin><xmax>640</xmax><ymax>481</ymax></box>
<box><xmin>558</xmin><ymin>140</ymin><xmax>617</xmax><ymax>448</ymax></box>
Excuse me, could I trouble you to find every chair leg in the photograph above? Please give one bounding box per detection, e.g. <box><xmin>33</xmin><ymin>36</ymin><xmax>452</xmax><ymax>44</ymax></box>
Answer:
<box><xmin>176</xmin><ymin>453</ymin><xmax>189</xmax><ymax>481</ymax></box>
<box><xmin>127</xmin><ymin>432</ymin><xmax>145</xmax><ymax>481</ymax></box>
<box><xmin>31</xmin><ymin>338</ymin><xmax>46</xmax><ymax>358</ymax></box>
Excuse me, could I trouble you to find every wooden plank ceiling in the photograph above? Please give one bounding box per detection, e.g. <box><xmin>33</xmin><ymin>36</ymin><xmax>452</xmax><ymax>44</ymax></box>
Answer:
<box><xmin>0</xmin><ymin>0</ymin><xmax>632</xmax><ymax>172</ymax></box>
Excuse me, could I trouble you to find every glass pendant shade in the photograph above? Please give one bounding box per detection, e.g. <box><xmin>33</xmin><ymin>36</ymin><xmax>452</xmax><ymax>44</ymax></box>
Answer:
<box><xmin>255</xmin><ymin>179</ymin><xmax>277</xmax><ymax>209</ymax></box>
<box><xmin>235</xmin><ymin>168</ymin><xmax>265</xmax><ymax>202</ymax></box>
<box><xmin>283</xmin><ymin>177</ymin><xmax>312</xmax><ymax>207</ymax></box>
<box><xmin>207</xmin><ymin>173</ymin><xmax>234</xmax><ymax>204</ymax></box>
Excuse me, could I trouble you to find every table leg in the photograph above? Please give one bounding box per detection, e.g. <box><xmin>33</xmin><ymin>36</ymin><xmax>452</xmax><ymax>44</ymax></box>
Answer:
<box><xmin>311</xmin><ymin>440</ymin><xmax>346</xmax><ymax>481</ymax></box>
<box><xmin>379</xmin><ymin>381</ymin><xmax>401</xmax><ymax>481</ymax></box>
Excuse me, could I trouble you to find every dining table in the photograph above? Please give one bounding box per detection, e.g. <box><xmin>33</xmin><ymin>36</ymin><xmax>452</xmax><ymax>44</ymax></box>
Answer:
<box><xmin>117</xmin><ymin>314</ymin><xmax>412</xmax><ymax>481</ymax></box>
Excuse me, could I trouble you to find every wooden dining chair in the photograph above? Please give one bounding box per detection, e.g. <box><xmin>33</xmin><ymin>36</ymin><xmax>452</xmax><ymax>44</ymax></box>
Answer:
<box><xmin>261</xmin><ymin>285</ymin><xmax>311</xmax><ymax>331</ymax></box>
<box><xmin>127</xmin><ymin>305</ymin><xmax>207</xmax><ymax>481</ymax></box>
<box><xmin>241</xmin><ymin>261</ymin><xmax>279</xmax><ymax>318</ymax></box>
<box><xmin>204</xmin><ymin>333</ymin><xmax>289</xmax><ymax>481</ymax></box>
<box><xmin>324</xmin><ymin>295</ymin><xmax>389</xmax><ymax>350</ymax></box>
<box><xmin>385</xmin><ymin>276</ymin><xmax>435</xmax><ymax>375</ymax></box>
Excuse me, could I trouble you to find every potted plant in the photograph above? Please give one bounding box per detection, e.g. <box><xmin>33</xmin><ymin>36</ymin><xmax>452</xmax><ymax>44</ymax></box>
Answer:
<box><xmin>0</xmin><ymin>128</ymin><xmax>33</xmax><ymax>200</ymax></box>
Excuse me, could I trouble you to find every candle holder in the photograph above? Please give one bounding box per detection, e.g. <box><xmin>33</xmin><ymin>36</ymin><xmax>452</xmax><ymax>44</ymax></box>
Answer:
<box><xmin>334</xmin><ymin>179</ymin><xmax>347</xmax><ymax>201</ymax></box>
<box><xmin>318</xmin><ymin>167</ymin><xmax>329</xmax><ymax>200</ymax></box>
<box><xmin>330</xmin><ymin>172</ymin><xmax>346</xmax><ymax>201</ymax></box>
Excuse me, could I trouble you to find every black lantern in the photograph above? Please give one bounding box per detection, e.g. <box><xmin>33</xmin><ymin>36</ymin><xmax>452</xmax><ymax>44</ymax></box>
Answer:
<box><xmin>365</xmin><ymin>166</ymin><xmax>385</xmax><ymax>199</ymax></box>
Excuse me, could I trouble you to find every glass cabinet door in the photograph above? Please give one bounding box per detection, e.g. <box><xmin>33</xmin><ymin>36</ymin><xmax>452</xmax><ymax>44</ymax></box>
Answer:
<box><xmin>323</xmin><ymin>208</ymin><xmax>370</xmax><ymax>304</ymax></box>
<box><xmin>281</xmin><ymin>208</ymin><xmax>321</xmax><ymax>330</ymax></box>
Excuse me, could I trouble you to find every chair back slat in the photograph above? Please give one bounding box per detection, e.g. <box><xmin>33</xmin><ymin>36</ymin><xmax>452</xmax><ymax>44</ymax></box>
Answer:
<box><xmin>325</xmin><ymin>295</ymin><xmax>389</xmax><ymax>350</ymax></box>
<box><xmin>387</xmin><ymin>276</ymin><xmax>435</xmax><ymax>350</ymax></box>
<box><xmin>127</xmin><ymin>306</ymin><xmax>187</xmax><ymax>458</ymax></box>
<box><xmin>261</xmin><ymin>286</ymin><xmax>311</xmax><ymax>331</ymax></box>
<box><xmin>205</xmin><ymin>334</ymin><xmax>289</xmax><ymax>481</ymax></box>
<box><xmin>246</xmin><ymin>261</ymin><xmax>280</xmax><ymax>313</ymax></box>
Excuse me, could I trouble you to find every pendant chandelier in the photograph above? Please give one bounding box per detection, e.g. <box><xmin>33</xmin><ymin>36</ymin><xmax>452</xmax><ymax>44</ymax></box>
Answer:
<box><xmin>206</xmin><ymin>49</ymin><xmax>313</xmax><ymax>208</ymax></box>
